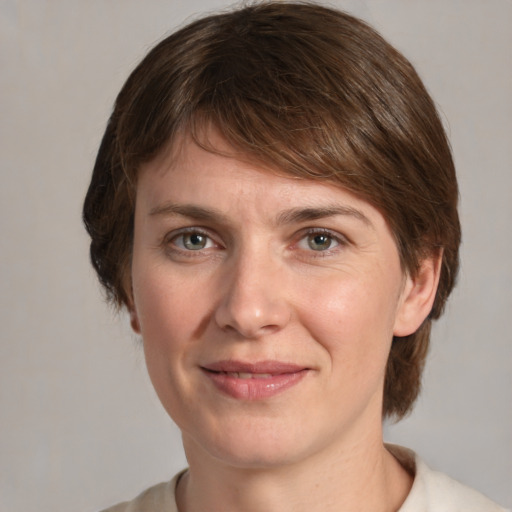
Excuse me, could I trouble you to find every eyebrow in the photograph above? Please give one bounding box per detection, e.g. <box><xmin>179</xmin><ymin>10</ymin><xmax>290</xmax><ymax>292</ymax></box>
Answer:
<box><xmin>149</xmin><ymin>203</ymin><xmax>228</xmax><ymax>222</ymax></box>
<box><xmin>149</xmin><ymin>202</ymin><xmax>372</xmax><ymax>228</ymax></box>
<box><xmin>275</xmin><ymin>205</ymin><xmax>372</xmax><ymax>227</ymax></box>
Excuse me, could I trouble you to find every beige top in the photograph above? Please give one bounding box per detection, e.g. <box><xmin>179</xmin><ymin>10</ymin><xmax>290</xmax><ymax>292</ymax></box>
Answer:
<box><xmin>101</xmin><ymin>446</ymin><xmax>508</xmax><ymax>512</ymax></box>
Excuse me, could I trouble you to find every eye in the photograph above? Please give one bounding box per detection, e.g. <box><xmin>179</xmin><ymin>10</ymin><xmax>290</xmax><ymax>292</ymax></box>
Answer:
<box><xmin>297</xmin><ymin>231</ymin><xmax>341</xmax><ymax>252</ymax></box>
<box><xmin>172</xmin><ymin>231</ymin><xmax>215</xmax><ymax>251</ymax></box>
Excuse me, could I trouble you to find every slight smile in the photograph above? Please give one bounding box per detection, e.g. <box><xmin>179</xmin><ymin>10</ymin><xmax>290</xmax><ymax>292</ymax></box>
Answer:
<box><xmin>201</xmin><ymin>361</ymin><xmax>310</xmax><ymax>400</ymax></box>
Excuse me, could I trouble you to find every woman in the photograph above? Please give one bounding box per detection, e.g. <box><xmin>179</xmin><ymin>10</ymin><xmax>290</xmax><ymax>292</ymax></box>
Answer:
<box><xmin>83</xmin><ymin>2</ymin><xmax>506</xmax><ymax>511</ymax></box>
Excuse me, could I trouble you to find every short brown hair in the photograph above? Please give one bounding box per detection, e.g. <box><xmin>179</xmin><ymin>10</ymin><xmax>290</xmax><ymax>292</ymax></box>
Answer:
<box><xmin>83</xmin><ymin>1</ymin><xmax>461</xmax><ymax>419</ymax></box>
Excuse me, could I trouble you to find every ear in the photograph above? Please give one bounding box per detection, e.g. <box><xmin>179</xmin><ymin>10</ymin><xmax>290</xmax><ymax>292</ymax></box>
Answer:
<box><xmin>127</xmin><ymin>302</ymin><xmax>140</xmax><ymax>334</ymax></box>
<box><xmin>393</xmin><ymin>251</ymin><xmax>443</xmax><ymax>337</ymax></box>
<box><xmin>125</xmin><ymin>279</ymin><xmax>141</xmax><ymax>334</ymax></box>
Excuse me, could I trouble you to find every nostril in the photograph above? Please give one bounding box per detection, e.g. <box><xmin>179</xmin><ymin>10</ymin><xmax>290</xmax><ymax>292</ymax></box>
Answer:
<box><xmin>215</xmin><ymin>305</ymin><xmax>290</xmax><ymax>339</ymax></box>
<box><xmin>213</xmin><ymin>266</ymin><xmax>291</xmax><ymax>337</ymax></box>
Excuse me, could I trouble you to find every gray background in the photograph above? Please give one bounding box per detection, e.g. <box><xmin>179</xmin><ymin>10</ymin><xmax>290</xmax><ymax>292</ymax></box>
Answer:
<box><xmin>1</xmin><ymin>1</ymin><xmax>511</xmax><ymax>510</ymax></box>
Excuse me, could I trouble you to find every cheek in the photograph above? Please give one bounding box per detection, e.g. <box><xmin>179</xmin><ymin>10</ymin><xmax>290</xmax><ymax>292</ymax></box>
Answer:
<box><xmin>131</xmin><ymin>263</ymin><xmax>200</xmax><ymax>367</ymax></box>
<box><xmin>131</xmin><ymin>267</ymin><xmax>210</xmax><ymax>417</ymax></box>
<box><xmin>298</xmin><ymin>274</ymin><xmax>398</xmax><ymax>378</ymax></box>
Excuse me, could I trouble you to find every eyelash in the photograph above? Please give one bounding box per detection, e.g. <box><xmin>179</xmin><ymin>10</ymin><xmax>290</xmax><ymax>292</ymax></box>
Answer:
<box><xmin>294</xmin><ymin>228</ymin><xmax>348</xmax><ymax>256</ymax></box>
<box><xmin>162</xmin><ymin>227</ymin><xmax>348</xmax><ymax>258</ymax></box>
<box><xmin>163</xmin><ymin>228</ymin><xmax>221</xmax><ymax>257</ymax></box>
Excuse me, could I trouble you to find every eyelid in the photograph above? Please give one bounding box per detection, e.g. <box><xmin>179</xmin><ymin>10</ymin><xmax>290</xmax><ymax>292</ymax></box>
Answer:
<box><xmin>163</xmin><ymin>226</ymin><xmax>222</xmax><ymax>253</ymax></box>
<box><xmin>293</xmin><ymin>227</ymin><xmax>349</xmax><ymax>253</ymax></box>
<box><xmin>161</xmin><ymin>225</ymin><xmax>349</xmax><ymax>256</ymax></box>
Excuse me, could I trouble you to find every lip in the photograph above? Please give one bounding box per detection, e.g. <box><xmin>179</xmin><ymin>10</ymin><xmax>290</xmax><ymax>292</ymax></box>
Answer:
<box><xmin>201</xmin><ymin>360</ymin><xmax>309</xmax><ymax>400</ymax></box>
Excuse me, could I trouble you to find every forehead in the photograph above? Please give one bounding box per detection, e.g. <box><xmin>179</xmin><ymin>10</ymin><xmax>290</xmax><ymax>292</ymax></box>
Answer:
<box><xmin>136</xmin><ymin>130</ymin><xmax>391</xmax><ymax>235</ymax></box>
<box><xmin>140</xmin><ymin>127</ymin><xmax>345</xmax><ymax>198</ymax></box>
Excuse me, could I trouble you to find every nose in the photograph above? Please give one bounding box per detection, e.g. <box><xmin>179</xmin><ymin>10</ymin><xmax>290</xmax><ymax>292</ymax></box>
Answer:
<box><xmin>214</xmin><ymin>249</ymin><xmax>291</xmax><ymax>339</ymax></box>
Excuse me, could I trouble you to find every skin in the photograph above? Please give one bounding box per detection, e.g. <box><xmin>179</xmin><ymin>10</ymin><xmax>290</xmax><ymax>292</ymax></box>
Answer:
<box><xmin>129</xmin><ymin>130</ymin><xmax>441</xmax><ymax>512</ymax></box>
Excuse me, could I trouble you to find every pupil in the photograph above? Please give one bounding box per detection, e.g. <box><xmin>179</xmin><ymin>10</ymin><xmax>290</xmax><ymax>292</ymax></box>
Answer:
<box><xmin>185</xmin><ymin>233</ymin><xmax>205</xmax><ymax>250</ymax></box>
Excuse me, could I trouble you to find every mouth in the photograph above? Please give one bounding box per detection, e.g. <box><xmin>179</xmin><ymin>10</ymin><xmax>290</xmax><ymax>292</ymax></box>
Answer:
<box><xmin>216</xmin><ymin>372</ymin><xmax>275</xmax><ymax>379</ymax></box>
<box><xmin>200</xmin><ymin>360</ymin><xmax>310</xmax><ymax>400</ymax></box>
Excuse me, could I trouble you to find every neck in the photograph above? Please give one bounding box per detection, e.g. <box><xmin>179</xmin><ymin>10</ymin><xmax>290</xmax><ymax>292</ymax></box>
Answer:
<box><xmin>176</xmin><ymin>428</ymin><xmax>412</xmax><ymax>512</ymax></box>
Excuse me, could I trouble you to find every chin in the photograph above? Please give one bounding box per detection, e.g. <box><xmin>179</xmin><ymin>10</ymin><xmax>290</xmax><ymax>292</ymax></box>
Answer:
<box><xmin>209</xmin><ymin>442</ymin><xmax>305</xmax><ymax>470</ymax></box>
<box><xmin>183</xmin><ymin>416</ymin><xmax>313</xmax><ymax>470</ymax></box>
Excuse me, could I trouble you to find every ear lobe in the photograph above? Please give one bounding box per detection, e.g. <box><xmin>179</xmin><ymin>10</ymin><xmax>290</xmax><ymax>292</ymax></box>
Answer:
<box><xmin>126</xmin><ymin>281</ymin><xmax>141</xmax><ymax>334</ymax></box>
<box><xmin>393</xmin><ymin>251</ymin><xmax>443</xmax><ymax>337</ymax></box>
<box><xmin>128</xmin><ymin>305</ymin><xmax>141</xmax><ymax>334</ymax></box>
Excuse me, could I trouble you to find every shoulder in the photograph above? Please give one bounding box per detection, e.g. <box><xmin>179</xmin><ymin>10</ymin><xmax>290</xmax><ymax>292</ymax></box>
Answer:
<box><xmin>387</xmin><ymin>445</ymin><xmax>508</xmax><ymax>512</ymax></box>
<box><xmin>411</xmin><ymin>458</ymin><xmax>508</xmax><ymax>512</ymax></box>
<box><xmin>99</xmin><ymin>472</ymin><xmax>183</xmax><ymax>512</ymax></box>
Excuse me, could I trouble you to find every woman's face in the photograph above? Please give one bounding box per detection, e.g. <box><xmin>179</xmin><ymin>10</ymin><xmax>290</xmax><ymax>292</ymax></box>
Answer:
<box><xmin>130</xmin><ymin>131</ymin><xmax>429</xmax><ymax>469</ymax></box>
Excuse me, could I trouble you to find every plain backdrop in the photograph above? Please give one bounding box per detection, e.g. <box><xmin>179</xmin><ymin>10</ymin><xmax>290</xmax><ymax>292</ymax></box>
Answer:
<box><xmin>1</xmin><ymin>1</ymin><xmax>511</xmax><ymax>510</ymax></box>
